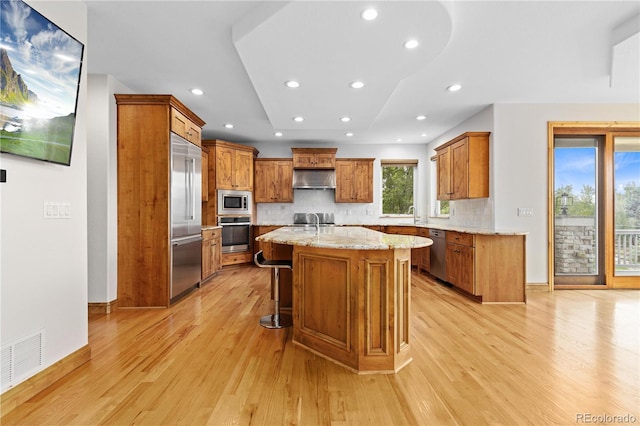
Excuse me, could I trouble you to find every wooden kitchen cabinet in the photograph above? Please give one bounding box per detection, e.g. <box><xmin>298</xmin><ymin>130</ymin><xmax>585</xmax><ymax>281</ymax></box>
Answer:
<box><xmin>446</xmin><ymin>231</ymin><xmax>475</xmax><ymax>295</ymax></box>
<box><xmin>115</xmin><ymin>94</ymin><xmax>205</xmax><ymax>307</ymax></box>
<box><xmin>443</xmin><ymin>230</ymin><xmax>526</xmax><ymax>303</ymax></box>
<box><xmin>435</xmin><ymin>132</ymin><xmax>490</xmax><ymax>200</ymax></box>
<box><xmin>204</xmin><ymin>140</ymin><xmax>258</xmax><ymax>191</ymax></box>
<box><xmin>201</xmin><ymin>147</ymin><xmax>209</xmax><ymax>202</ymax></box>
<box><xmin>202</xmin><ymin>227</ymin><xmax>222</xmax><ymax>282</ymax></box>
<box><xmin>335</xmin><ymin>158</ymin><xmax>374</xmax><ymax>203</ymax></box>
<box><xmin>171</xmin><ymin>107</ymin><xmax>202</xmax><ymax>146</ymax></box>
<box><xmin>291</xmin><ymin>147</ymin><xmax>337</xmax><ymax>169</ymax></box>
<box><xmin>254</xmin><ymin>159</ymin><xmax>293</xmax><ymax>203</ymax></box>
<box><xmin>418</xmin><ymin>228</ymin><xmax>431</xmax><ymax>273</ymax></box>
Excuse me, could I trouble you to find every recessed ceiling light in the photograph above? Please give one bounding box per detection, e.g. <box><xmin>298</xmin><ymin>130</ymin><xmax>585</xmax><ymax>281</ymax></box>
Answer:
<box><xmin>274</xmin><ymin>132</ymin><xmax>283</xmax><ymax>137</ymax></box>
<box><xmin>293</xmin><ymin>116</ymin><xmax>304</xmax><ymax>122</ymax></box>
<box><xmin>404</xmin><ymin>39</ymin><xmax>419</xmax><ymax>49</ymax></box>
<box><xmin>340</xmin><ymin>116</ymin><xmax>351</xmax><ymax>122</ymax></box>
<box><xmin>224</xmin><ymin>123</ymin><xmax>234</xmax><ymax>129</ymax></box>
<box><xmin>285</xmin><ymin>80</ymin><xmax>300</xmax><ymax>88</ymax></box>
<box><xmin>345</xmin><ymin>132</ymin><xmax>354</xmax><ymax>137</ymax></box>
<box><xmin>447</xmin><ymin>84</ymin><xmax>462</xmax><ymax>92</ymax></box>
<box><xmin>396</xmin><ymin>138</ymin><xmax>403</xmax><ymax>142</ymax></box>
<box><xmin>349</xmin><ymin>81</ymin><xmax>365</xmax><ymax>89</ymax></box>
<box><xmin>190</xmin><ymin>88</ymin><xmax>204</xmax><ymax>95</ymax></box>
<box><xmin>416</xmin><ymin>115</ymin><xmax>427</xmax><ymax>121</ymax></box>
<box><xmin>361</xmin><ymin>8</ymin><xmax>378</xmax><ymax>21</ymax></box>
<box><xmin>421</xmin><ymin>133</ymin><xmax>428</xmax><ymax>137</ymax></box>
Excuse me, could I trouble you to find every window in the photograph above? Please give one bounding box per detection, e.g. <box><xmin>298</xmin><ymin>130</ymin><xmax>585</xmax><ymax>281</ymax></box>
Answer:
<box><xmin>381</xmin><ymin>159</ymin><xmax>417</xmax><ymax>215</ymax></box>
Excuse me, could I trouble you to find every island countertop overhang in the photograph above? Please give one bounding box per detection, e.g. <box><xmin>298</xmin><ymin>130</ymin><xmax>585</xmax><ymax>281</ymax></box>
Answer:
<box><xmin>255</xmin><ymin>226</ymin><xmax>432</xmax><ymax>250</ymax></box>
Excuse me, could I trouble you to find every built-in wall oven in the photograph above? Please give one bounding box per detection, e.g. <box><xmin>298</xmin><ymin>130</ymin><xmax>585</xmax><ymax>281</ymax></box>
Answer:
<box><xmin>218</xmin><ymin>215</ymin><xmax>251</xmax><ymax>253</ymax></box>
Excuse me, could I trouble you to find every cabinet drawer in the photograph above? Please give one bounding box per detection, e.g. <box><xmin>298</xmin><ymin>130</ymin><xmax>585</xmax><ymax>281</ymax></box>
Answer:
<box><xmin>446</xmin><ymin>231</ymin><xmax>474</xmax><ymax>247</ymax></box>
<box><xmin>202</xmin><ymin>228</ymin><xmax>220</xmax><ymax>240</ymax></box>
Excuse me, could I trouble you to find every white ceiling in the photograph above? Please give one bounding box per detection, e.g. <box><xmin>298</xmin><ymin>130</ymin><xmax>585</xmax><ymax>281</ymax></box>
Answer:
<box><xmin>86</xmin><ymin>1</ymin><xmax>640</xmax><ymax>146</ymax></box>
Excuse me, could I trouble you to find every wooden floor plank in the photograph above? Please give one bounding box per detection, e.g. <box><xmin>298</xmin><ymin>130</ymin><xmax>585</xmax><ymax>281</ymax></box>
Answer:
<box><xmin>2</xmin><ymin>266</ymin><xmax>638</xmax><ymax>425</ymax></box>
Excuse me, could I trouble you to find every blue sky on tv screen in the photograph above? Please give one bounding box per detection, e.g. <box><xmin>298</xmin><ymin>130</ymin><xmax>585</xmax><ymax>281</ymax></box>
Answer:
<box><xmin>0</xmin><ymin>0</ymin><xmax>83</xmax><ymax>119</ymax></box>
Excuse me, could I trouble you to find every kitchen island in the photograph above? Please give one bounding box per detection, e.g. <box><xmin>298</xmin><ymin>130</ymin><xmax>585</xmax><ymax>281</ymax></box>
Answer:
<box><xmin>256</xmin><ymin>226</ymin><xmax>432</xmax><ymax>374</ymax></box>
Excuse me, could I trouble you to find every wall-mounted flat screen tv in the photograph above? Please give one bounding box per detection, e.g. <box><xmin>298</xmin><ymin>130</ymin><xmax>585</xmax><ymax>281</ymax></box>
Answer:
<box><xmin>0</xmin><ymin>0</ymin><xmax>84</xmax><ymax>166</ymax></box>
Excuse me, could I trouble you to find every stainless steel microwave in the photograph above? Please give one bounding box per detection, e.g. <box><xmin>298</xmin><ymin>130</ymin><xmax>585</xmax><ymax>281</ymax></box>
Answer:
<box><xmin>218</xmin><ymin>189</ymin><xmax>252</xmax><ymax>215</ymax></box>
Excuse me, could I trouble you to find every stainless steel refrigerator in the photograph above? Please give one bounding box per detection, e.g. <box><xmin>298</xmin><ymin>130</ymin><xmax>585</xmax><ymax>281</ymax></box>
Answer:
<box><xmin>170</xmin><ymin>133</ymin><xmax>202</xmax><ymax>301</ymax></box>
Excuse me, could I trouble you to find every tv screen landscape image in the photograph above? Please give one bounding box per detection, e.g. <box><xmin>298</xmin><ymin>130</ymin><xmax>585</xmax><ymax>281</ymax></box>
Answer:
<box><xmin>0</xmin><ymin>0</ymin><xmax>84</xmax><ymax>166</ymax></box>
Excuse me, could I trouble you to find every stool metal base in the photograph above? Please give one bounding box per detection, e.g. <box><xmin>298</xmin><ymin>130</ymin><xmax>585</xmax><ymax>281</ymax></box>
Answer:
<box><xmin>260</xmin><ymin>313</ymin><xmax>293</xmax><ymax>329</ymax></box>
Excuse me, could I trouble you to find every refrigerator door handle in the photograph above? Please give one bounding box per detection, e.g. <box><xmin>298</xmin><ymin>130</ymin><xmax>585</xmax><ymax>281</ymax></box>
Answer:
<box><xmin>189</xmin><ymin>157</ymin><xmax>196</xmax><ymax>220</ymax></box>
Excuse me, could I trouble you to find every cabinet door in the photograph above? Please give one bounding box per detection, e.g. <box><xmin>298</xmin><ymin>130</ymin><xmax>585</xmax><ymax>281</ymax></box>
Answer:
<box><xmin>353</xmin><ymin>160</ymin><xmax>373</xmax><ymax>202</ymax></box>
<box><xmin>186</xmin><ymin>121</ymin><xmax>201</xmax><ymax>147</ymax></box>
<box><xmin>436</xmin><ymin>148</ymin><xmax>451</xmax><ymax>200</ymax></box>
<box><xmin>202</xmin><ymin>236</ymin><xmax>213</xmax><ymax>280</ymax></box>
<box><xmin>335</xmin><ymin>161</ymin><xmax>354</xmax><ymax>202</ymax></box>
<box><xmin>253</xmin><ymin>161</ymin><xmax>274</xmax><ymax>203</ymax></box>
<box><xmin>216</xmin><ymin>146</ymin><xmax>235</xmax><ymax>189</ymax></box>
<box><xmin>293</xmin><ymin>152</ymin><xmax>316</xmax><ymax>168</ymax></box>
<box><xmin>274</xmin><ymin>161</ymin><xmax>293</xmax><ymax>202</ymax></box>
<box><xmin>171</xmin><ymin>108</ymin><xmax>189</xmax><ymax>139</ymax></box>
<box><xmin>315</xmin><ymin>153</ymin><xmax>336</xmax><ymax>168</ymax></box>
<box><xmin>201</xmin><ymin>150</ymin><xmax>209</xmax><ymax>202</ymax></box>
<box><xmin>234</xmin><ymin>150</ymin><xmax>254</xmax><ymax>190</ymax></box>
<box><xmin>446</xmin><ymin>243</ymin><xmax>475</xmax><ymax>294</ymax></box>
<box><xmin>451</xmin><ymin>138</ymin><xmax>469</xmax><ymax>199</ymax></box>
<box><xmin>211</xmin><ymin>232</ymin><xmax>222</xmax><ymax>273</ymax></box>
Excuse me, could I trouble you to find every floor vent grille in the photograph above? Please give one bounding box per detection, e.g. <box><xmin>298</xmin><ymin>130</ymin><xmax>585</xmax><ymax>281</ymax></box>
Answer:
<box><xmin>1</xmin><ymin>330</ymin><xmax>45</xmax><ymax>392</ymax></box>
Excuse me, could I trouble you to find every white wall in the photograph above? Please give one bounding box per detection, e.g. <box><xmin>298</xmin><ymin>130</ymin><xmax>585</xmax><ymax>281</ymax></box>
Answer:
<box><xmin>251</xmin><ymin>141</ymin><xmax>431</xmax><ymax>225</ymax></box>
<box><xmin>424</xmin><ymin>103</ymin><xmax>639</xmax><ymax>285</ymax></box>
<box><xmin>87</xmin><ymin>75</ymin><xmax>133</xmax><ymax>303</ymax></box>
<box><xmin>492</xmin><ymin>103</ymin><xmax>640</xmax><ymax>284</ymax></box>
<box><xmin>0</xmin><ymin>0</ymin><xmax>88</xmax><ymax>388</ymax></box>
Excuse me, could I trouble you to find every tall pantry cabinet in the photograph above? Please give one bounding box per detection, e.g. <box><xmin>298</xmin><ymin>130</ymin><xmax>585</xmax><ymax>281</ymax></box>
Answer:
<box><xmin>115</xmin><ymin>94</ymin><xmax>205</xmax><ymax>307</ymax></box>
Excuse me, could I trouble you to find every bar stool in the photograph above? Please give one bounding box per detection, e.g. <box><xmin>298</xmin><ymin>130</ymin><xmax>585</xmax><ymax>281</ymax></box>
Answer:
<box><xmin>254</xmin><ymin>250</ymin><xmax>293</xmax><ymax>329</ymax></box>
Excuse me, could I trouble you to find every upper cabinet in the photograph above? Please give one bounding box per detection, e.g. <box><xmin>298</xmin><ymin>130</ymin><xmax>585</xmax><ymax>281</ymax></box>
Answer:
<box><xmin>204</xmin><ymin>140</ymin><xmax>258</xmax><ymax>191</ymax></box>
<box><xmin>335</xmin><ymin>158</ymin><xmax>374</xmax><ymax>203</ymax></box>
<box><xmin>435</xmin><ymin>132</ymin><xmax>490</xmax><ymax>200</ymax></box>
<box><xmin>171</xmin><ymin>107</ymin><xmax>202</xmax><ymax>147</ymax></box>
<box><xmin>291</xmin><ymin>148</ymin><xmax>337</xmax><ymax>169</ymax></box>
<box><xmin>254</xmin><ymin>158</ymin><xmax>294</xmax><ymax>203</ymax></box>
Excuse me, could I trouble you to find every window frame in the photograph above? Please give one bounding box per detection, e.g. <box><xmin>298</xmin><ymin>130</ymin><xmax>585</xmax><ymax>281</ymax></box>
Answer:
<box><xmin>380</xmin><ymin>159</ymin><xmax>418</xmax><ymax>217</ymax></box>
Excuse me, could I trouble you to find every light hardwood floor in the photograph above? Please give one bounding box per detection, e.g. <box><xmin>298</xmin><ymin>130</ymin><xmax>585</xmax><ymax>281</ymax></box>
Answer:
<box><xmin>2</xmin><ymin>267</ymin><xmax>639</xmax><ymax>425</ymax></box>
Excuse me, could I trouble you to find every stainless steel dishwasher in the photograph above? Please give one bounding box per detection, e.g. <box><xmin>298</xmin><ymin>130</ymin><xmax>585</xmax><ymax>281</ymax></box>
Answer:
<box><xmin>428</xmin><ymin>229</ymin><xmax>446</xmax><ymax>281</ymax></box>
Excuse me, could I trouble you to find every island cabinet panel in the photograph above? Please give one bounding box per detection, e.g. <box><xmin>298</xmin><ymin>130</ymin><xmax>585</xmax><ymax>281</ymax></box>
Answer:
<box><xmin>293</xmin><ymin>246</ymin><xmax>413</xmax><ymax>373</ymax></box>
<box><xmin>335</xmin><ymin>159</ymin><xmax>374</xmax><ymax>203</ymax></box>
<box><xmin>291</xmin><ymin>147</ymin><xmax>337</xmax><ymax>169</ymax></box>
<box><xmin>254</xmin><ymin>159</ymin><xmax>293</xmax><ymax>203</ymax></box>
<box><xmin>435</xmin><ymin>132</ymin><xmax>489</xmax><ymax>200</ymax></box>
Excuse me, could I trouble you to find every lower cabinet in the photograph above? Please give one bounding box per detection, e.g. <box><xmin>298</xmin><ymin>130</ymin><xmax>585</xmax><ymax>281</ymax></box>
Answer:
<box><xmin>418</xmin><ymin>228</ymin><xmax>431</xmax><ymax>273</ymax></box>
<box><xmin>445</xmin><ymin>232</ymin><xmax>475</xmax><ymax>294</ymax></box>
<box><xmin>202</xmin><ymin>228</ymin><xmax>222</xmax><ymax>282</ymax></box>
<box><xmin>444</xmin><ymin>230</ymin><xmax>526</xmax><ymax>303</ymax></box>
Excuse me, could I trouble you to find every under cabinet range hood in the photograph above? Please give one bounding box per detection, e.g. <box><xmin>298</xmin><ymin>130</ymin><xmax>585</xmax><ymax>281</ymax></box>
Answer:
<box><xmin>292</xmin><ymin>169</ymin><xmax>336</xmax><ymax>189</ymax></box>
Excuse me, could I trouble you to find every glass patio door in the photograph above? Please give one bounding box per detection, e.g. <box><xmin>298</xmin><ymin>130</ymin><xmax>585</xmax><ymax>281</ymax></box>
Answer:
<box><xmin>553</xmin><ymin>137</ymin><xmax>605</xmax><ymax>285</ymax></box>
<box><xmin>611</xmin><ymin>135</ymin><xmax>640</xmax><ymax>284</ymax></box>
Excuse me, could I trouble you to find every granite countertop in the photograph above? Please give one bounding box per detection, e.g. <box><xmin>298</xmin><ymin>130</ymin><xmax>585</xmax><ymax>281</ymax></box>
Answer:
<box><xmin>201</xmin><ymin>225</ymin><xmax>222</xmax><ymax>230</ymax></box>
<box><xmin>254</xmin><ymin>223</ymin><xmax>527</xmax><ymax>236</ymax></box>
<box><xmin>255</xmin><ymin>226</ymin><xmax>432</xmax><ymax>250</ymax></box>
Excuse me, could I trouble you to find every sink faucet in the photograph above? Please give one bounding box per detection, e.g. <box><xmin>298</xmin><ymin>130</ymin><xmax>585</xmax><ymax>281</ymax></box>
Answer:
<box><xmin>310</xmin><ymin>212</ymin><xmax>320</xmax><ymax>234</ymax></box>
<box><xmin>407</xmin><ymin>205</ymin><xmax>417</xmax><ymax>224</ymax></box>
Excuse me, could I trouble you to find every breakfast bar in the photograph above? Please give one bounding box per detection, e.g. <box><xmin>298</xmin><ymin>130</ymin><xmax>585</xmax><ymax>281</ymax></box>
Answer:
<box><xmin>256</xmin><ymin>226</ymin><xmax>432</xmax><ymax>374</ymax></box>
